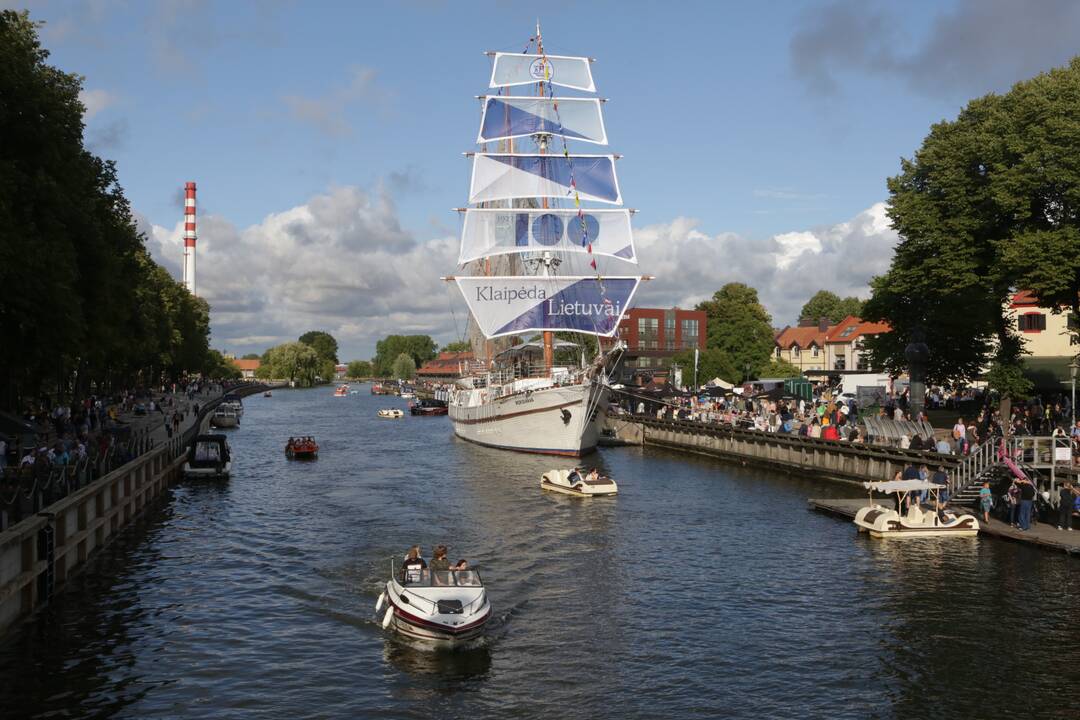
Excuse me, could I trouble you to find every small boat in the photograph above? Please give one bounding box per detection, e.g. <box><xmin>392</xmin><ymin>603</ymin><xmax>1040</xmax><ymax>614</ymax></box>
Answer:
<box><xmin>400</xmin><ymin>392</ymin><xmax>416</xmax><ymax>400</ymax></box>
<box><xmin>378</xmin><ymin>408</ymin><xmax>405</xmax><ymax>419</ymax></box>
<box><xmin>541</xmin><ymin>468</ymin><xmax>618</xmax><ymax>497</ymax></box>
<box><xmin>376</xmin><ymin>557</ymin><xmax>490</xmax><ymax>647</ymax></box>
<box><xmin>409</xmin><ymin>399</ymin><xmax>448</xmax><ymax>416</ymax></box>
<box><xmin>222</xmin><ymin>395</ymin><xmax>244</xmax><ymax>416</ymax></box>
<box><xmin>183</xmin><ymin>434</ymin><xmax>232</xmax><ymax>479</ymax></box>
<box><xmin>210</xmin><ymin>408</ymin><xmax>239</xmax><ymax>428</ymax></box>
<box><xmin>853</xmin><ymin>480</ymin><xmax>979</xmax><ymax>538</ymax></box>
<box><xmin>333</xmin><ymin>384</ymin><xmax>349</xmax><ymax>397</ymax></box>
<box><xmin>285</xmin><ymin>436</ymin><xmax>319</xmax><ymax>459</ymax></box>
<box><xmin>263</xmin><ymin>391</ymin><xmax>272</xmax><ymax>398</ymax></box>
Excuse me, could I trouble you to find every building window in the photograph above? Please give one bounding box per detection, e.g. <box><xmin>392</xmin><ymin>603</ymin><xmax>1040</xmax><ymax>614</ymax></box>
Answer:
<box><xmin>1018</xmin><ymin>313</ymin><xmax>1046</xmax><ymax>332</ymax></box>
<box><xmin>834</xmin><ymin>356</ymin><xmax>846</xmax><ymax>371</ymax></box>
<box><xmin>665</xmin><ymin>339</ymin><xmax>674</xmax><ymax>351</ymax></box>
<box><xmin>811</xmin><ymin>344</ymin><xmax>819</xmax><ymax>358</ymax></box>
<box><xmin>680</xmin><ymin>318</ymin><xmax>699</xmax><ymax>348</ymax></box>
<box><xmin>792</xmin><ymin>345</ymin><xmax>800</xmax><ymax>358</ymax></box>
<box><xmin>775</xmin><ymin>346</ymin><xmax>781</xmax><ymax>358</ymax></box>
<box><xmin>856</xmin><ymin>354</ymin><xmax>870</xmax><ymax>371</ymax></box>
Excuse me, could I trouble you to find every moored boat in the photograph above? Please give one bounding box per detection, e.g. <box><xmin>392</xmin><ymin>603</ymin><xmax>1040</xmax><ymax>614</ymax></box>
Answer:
<box><xmin>285</xmin><ymin>436</ymin><xmax>319</xmax><ymax>459</ymax></box>
<box><xmin>853</xmin><ymin>480</ymin><xmax>979</xmax><ymax>538</ymax></box>
<box><xmin>333</xmin><ymin>384</ymin><xmax>349</xmax><ymax>397</ymax></box>
<box><xmin>378</xmin><ymin>408</ymin><xmax>405</xmax><ymax>419</ymax></box>
<box><xmin>263</xmin><ymin>391</ymin><xmax>272</xmax><ymax>398</ymax></box>
<box><xmin>541</xmin><ymin>467</ymin><xmax>618</xmax><ymax>497</ymax></box>
<box><xmin>210</xmin><ymin>408</ymin><xmax>239</xmax><ymax>428</ymax></box>
<box><xmin>409</xmin><ymin>398</ymin><xmax>449</xmax><ymax>416</ymax></box>
<box><xmin>376</xmin><ymin>557</ymin><xmax>490</xmax><ymax>648</ymax></box>
<box><xmin>183</xmin><ymin>434</ymin><xmax>232</xmax><ymax>479</ymax></box>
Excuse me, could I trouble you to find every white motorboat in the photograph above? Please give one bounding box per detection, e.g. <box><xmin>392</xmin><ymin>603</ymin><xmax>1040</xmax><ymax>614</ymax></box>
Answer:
<box><xmin>378</xmin><ymin>408</ymin><xmax>404</xmax><ymax>419</ymax></box>
<box><xmin>182</xmin><ymin>434</ymin><xmax>232</xmax><ymax>479</ymax></box>
<box><xmin>221</xmin><ymin>396</ymin><xmax>244</xmax><ymax>416</ymax></box>
<box><xmin>376</xmin><ymin>558</ymin><xmax>490</xmax><ymax>648</ymax></box>
<box><xmin>541</xmin><ymin>468</ymin><xmax>618</xmax><ymax>497</ymax></box>
<box><xmin>210</xmin><ymin>409</ymin><xmax>239</xmax><ymax>428</ymax></box>
<box><xmin>853</xmin><ymin>480</ymin><xmax>979</xmax><ymax>538</ymax></box>
<box><xmin>400</xmin><ymin>392</ymin><xmax>416</xmax><ymax>400</ymax></box>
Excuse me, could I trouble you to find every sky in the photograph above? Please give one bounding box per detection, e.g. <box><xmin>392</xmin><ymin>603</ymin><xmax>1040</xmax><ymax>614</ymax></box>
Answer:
<box><xmin>8</xmin><ymin>0</ymin><xmax>1080</xmax><ymax>360</ymax></box>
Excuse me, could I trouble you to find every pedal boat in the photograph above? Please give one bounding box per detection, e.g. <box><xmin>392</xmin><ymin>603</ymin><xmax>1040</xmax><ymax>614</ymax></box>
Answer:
<box><xmin>378</xmin><ymin>408</ymin><xmax>404</xmax><ymax>419</ymax></box>
<box><xmin>376</xmin><ymin>560</ymin><xmax>490</xmax><ymax>648</ymax></box>
<box><xmin>853</xmin><ymin>479</ymin><xmax>979</xmax><ymax>538</ymax></box>
<box><xmin>333</xmin><ymin>384</ymin><xmax>349</xmax><ymax>397</ymax></box>
<box><xmin>541</xmin><ymin>469</ymin><xmax>618</xmax><ymax>497</ymax></box>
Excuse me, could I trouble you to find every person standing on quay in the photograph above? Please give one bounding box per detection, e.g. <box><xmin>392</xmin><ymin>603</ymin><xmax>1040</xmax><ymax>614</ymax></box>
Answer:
<box><xmin>979</xmin><ymin>482</ymin><xmax>994</xmax><ymax>524</ymax></box>
<box><xmin>1017</xmin><ymin>478</ymin><xmax>1036</xmax><ymax>531</ymax></box>
<box><xmin>1059</xmin><ymin>483</ymin><xmax>1076</xmax><ymax>531</ymax></box>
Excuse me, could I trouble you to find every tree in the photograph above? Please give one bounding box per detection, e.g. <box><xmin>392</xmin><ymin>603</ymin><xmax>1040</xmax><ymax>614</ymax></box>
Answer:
<box><xmin>695</xmin><ymin>283</ymin><xmax>776</xmax><ymax>378</ymax></box>
<box><xmin>798</xmin><ymin>291</ymin><xmax>864</xmax><ymax>324</ymax></box>
<box><xmin>391</xmin><ymin>353</ymin><xmax>416</xmax><ymax>380</ymax></box>
<box><xmin>374</xmin><ymin>335</ymin><xmax>436</xmax><ymax>375</ymax></box>
<box><xmin>440</xmin><ymin>341</ymin><xmax>471</xmax><ymax>353</ymax></box>
<box><xmin>299</xmin><ymin>330</ymin><xmax>339</xmax><ymax>365</ymax></box>
<box><xmin>263</xmin><ymin>341</ymin><xmax>319</xmax><ymax>386</ymax></box>
<box><xmin>863</xmin><ymin>57</ymin><xmax>1080</xmax><ymax>407</ymax></box>
<box><xmin>346</xmin><ymin>360</ymin><xmax>373</xmax><ymax>378</ymax></box>
<box><xmin>241</xmin><ymin>353</ymin><xmax>260</xmax><ymax>360</ymax></box>
<box><xmin>760</xmin><ymin>358</ymin><xmax>803</xmax><ymax>378</ymax></box>
<box><xmin>672</xmin><ymin>348</ymin><xmax>738</xmax><ymax>385</ymax></box>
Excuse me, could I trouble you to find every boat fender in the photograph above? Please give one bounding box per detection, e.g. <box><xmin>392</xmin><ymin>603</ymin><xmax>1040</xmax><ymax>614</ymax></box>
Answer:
<box><xmin>561</xmin><ymin>409</ymin><xmax>572</xmax><ymax>425</ymax></box>
<box><xmin>381</xmin><ymin>607</ymin><xmax>394</xmax><ymax>629</ymax></box>
<box><xmin>375</xmin><ymin>592</ymin><xmax>385</xmax><ymax>612</ymax></box>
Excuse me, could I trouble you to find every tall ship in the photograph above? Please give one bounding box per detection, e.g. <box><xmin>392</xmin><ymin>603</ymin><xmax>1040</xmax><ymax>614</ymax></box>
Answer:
<box><xmin>446</xmin><ymin>26</ymin><xmax>644</xmax><ymax>456</ymax></box>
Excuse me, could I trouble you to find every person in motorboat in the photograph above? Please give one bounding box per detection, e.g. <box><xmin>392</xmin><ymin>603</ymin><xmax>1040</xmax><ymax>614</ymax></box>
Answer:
<box><xmin>430</xmin><ymin>545</ymin><xmax>451</xmax><ymax>585</ymax></box>
<box><xmin>567</xmin><ymin>467</ymin><xmax>583</xmax><ymax>485</ymax></box>
<box><xmin>586</xmin><ymin>468</ymin><xmax>600</xmax><ymax>483</ymax></box>
<box><xmin>452</xmin><ymin>559</ymin><xmax>477</xmax><ymax>585</ymax></box>
<box><xmin>402</xmin><ymin>545</ymin><xmax>427</xmax><ymax>584</ymax></box>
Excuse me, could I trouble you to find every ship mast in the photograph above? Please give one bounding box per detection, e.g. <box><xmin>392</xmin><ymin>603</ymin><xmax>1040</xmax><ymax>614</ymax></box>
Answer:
<box><xmin>537</xmin><ymin>20</ymin><xmax>555</xmax><ymax>376</ymax></box>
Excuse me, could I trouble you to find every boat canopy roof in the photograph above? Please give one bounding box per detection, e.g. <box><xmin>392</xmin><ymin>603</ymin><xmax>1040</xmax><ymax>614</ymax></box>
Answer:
<box><xmin>495</xmin><ymin>339</ymin><xmax>579</xmax><ymax>358</ymax></box>
<box><xmin>864</xmin><ymin>479</ymin><xmax>936</xmax><ymax>493</ymax></box>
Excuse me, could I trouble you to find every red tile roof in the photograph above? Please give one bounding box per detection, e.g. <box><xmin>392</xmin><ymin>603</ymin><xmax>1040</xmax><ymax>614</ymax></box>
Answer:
<box><xmin>232</xmin><ymin>359</ymin><xmax>261</xmax><ymax>371</ymax></box>
<box><xmin>417</xmin><ymin>351</ymin><xmax>474</xmax><ymax>376</ymax></box>
<box><xmin>825</xmin><ymin>316</ymin><xmax>890</xmax><ymax>343</ymax></box>
<box><xmin>774</xmin><ymin>325</ymin><xmax>828</xmax><ymax>350</ymax></box>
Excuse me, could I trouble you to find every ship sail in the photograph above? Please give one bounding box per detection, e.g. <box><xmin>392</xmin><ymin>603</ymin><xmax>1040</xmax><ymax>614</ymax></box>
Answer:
<box><xmin>477</xmin><ymin>97</ymin><xmax>607</xmax><ymax>145</ymax></box>
<box><xmin>459</xmin><ymin>208</ymin><xmax>636</xmax><ymax>264</ymax></box>
<box><xmin>455</xmin><ymin>276</ymin><xmax>641</xmax><ymax>338</ymax></box>
<box><xmin>468</xmin><ymin>153</ymin><xmax>622</xmax><ymax>205</ymax></box>
<box><xmin>488</xmin><ymin>52</ymin><xmax>595</xmax><ymax>92</ymax></box>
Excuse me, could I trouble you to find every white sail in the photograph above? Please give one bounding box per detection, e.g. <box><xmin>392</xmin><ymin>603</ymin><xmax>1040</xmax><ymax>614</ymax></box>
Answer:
<box><xmin>478</xmin><ymin>96</ymin><xmax>607</xmax><ymax>145</ymax></box>
<box><xmin>489</xmin><ymin>52</ymin><xmax>595</xmax><ymax>92</ymax></box>
<box><xmin>459</xmin><ymin>208</ymin><xmax>635</xmax><ymax>264</ymax></box>
<box><xmin>455</xmin><ymin>275</ymin><xmax>641</xmax><ymax>338</ymax></box>
<box><xmin>469</xmin><ymin>153</ymin><xmax>621</xmax><ymax>205</ymax></box>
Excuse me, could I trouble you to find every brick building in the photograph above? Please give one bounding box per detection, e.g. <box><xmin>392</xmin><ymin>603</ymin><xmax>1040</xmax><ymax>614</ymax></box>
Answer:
<box><xmin>605</xmin><ymin>307</ymin><xmax>707</xmax><ymax>384</ymax></box>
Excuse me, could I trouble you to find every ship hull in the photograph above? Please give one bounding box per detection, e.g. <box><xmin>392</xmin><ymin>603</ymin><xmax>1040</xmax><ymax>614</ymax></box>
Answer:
<box><xmin>450</xmin><ymin>382</ymin><xmax>606</xmax><ymax>456</ymax></box>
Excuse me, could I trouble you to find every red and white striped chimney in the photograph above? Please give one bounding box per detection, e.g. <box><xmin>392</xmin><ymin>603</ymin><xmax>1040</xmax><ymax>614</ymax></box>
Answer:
<box><xmin>182</xmin><ymin>181</ymin><xmax>197</xmax><ymax>295</ymax></box>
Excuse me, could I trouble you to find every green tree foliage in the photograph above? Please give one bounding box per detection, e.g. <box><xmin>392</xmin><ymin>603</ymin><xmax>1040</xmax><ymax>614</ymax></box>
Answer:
<box><xmin>241</xmin><ymin>353</ymin><xmax>260</xmax><ymax>360</ymax></box>
<box><xmin>440</xmin><ymin>341</ymin><xmax>472</xmax><ymax>353</ymax></box>
<box><xmin>798</xmin><ymin>291</ymin><xmax>864</xmax><ymax>324</ymax></box>
<box><xmin>203</xmin><ymin>349</ymin><xmax>241</xmax><ymax>380</ymax></box>
<box><xmin>374</xmin><ymin>335</ymin><xmax>436</xmax><ymax>376</ymax></box>
<box><xmin>760</xmin><ymin>358</ymin><xmax>803</xmax><ymax>379</ymax></box>
<box><xmin>391</xmin><ymin>353</ymin><xmax>416</xmax><ymax>380</ymax></box>
<box><xmin>346</xmin><ymin>360</ymin><xmax>373</xmax><ymax>378</ymax></box>
<box><xmin>0</xmin><ymin>12</ymin><xmax>217</xmax><ymax>407</ymax></box>
<box><xmin>299</xmin><ymin>330</ymin><xmax>339</xmax><ymax>365</ymax></box>
<box><xmin>262</xmin><ymin>342</ymin><xmax>320</xmax><ymax>386</ymax></box>
<box><xmin>695</xmin><ymin>283</ymin><xmax>776</xmax><ymax>379</ymax></box>
<box><xmin>672</xmin><ymin>348</ymin><xmax>739</xmax><ymax>385</ymax></box>
<box><xmin>863</xmin><ymin>58</ymin><xmax>1080</xmax><ymax>399</ymax></box>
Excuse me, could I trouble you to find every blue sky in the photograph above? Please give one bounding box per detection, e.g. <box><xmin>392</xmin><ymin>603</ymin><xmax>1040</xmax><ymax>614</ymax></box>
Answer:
<box><xmin>9</xmin><ymin>0</ymin><xmax>1080</xmax><ymax>359</ymax></box>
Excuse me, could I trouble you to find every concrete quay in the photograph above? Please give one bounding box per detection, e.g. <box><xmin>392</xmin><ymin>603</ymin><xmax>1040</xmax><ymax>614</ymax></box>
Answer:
<box><xmin>0</xmin><ymin>383</ymin><xmax>269</xmax><ymax>637</ymax></box>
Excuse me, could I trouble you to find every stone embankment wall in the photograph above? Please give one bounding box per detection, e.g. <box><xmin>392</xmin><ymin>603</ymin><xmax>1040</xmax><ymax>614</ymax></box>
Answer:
<box><xmin>605</xmin><ymin>415</ymin><xmax>962</xmax><ymax>486</ymax></box>
<box><xmin>0</xmin><ymin>384</ymin><xmax>267</xmax><ymax>637</ymax></box>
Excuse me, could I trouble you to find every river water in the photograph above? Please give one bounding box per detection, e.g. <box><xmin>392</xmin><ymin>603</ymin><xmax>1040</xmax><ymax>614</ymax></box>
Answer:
<box><xmin>0</xmin><ymin>387</ymin><xmax>1077</xmax><ymax>719</ymax></box>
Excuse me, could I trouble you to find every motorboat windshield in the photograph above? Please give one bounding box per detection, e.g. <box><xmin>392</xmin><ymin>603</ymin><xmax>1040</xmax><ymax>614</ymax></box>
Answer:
<box><xmin>395</xmin><ymin>561</ymin><xmax>483</xmax><ymax>588</ymax></box>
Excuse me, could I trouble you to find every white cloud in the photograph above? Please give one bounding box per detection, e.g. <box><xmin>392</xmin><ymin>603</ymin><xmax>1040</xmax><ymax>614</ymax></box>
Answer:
<box><xmin>283</xmin><ymin>66</ymin><xmax>388</xmax><ymax>137</ymax></box>
<box><xmin>78</xmin><ymin>88</ymin><xmax>115</xmax><ymax>119</ymax></box>
<box><xmin>141</xmin><ymin>188</ymin><xmax>898</xmax><ymax>359</ymax></box>
<box><xmin>632</xmin><ymin>202</ymin><xmax>897</xmax><ymax>326</ymax></box>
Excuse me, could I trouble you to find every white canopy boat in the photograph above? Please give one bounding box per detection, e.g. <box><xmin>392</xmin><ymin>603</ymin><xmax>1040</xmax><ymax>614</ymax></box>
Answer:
<box><xmin>853</xmin><ymin>479</ymin><xmax>979</xmax><ymax>538</ymax></box>
<box><xmin>376</xmin><ymin>559</ymin><xmax>490</xmax><ymax>648</ymax></box>
<box><xmin>182</xmin><ymin>434</ymin><xmax>232</xmax><ymax>479</ymax></box>
<box><xmin>541</xmin><ymin>468</ymin><xmax>618</xmax><ymax>497</ymax></box>
<box><xmin>378</xmin><ymin>408</ymin><xmax>404</xmax><ymax>419</ymax></box>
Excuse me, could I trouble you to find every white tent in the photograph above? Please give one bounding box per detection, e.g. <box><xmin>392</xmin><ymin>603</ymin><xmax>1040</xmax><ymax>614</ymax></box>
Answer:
<box><xmin>706</xmin><ymin>377</ymin><xmax>735</xmax><ymax>390</ymax></box>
